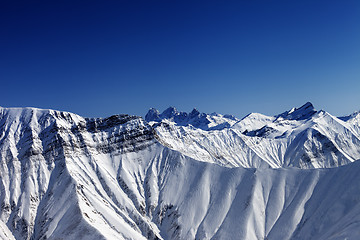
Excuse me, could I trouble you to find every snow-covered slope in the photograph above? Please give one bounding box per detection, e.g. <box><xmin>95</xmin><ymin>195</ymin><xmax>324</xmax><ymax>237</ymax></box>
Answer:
<box><xmin>1</xmin><ymin>105</ymin><xmax>360</xmax><ymax>239</ymax></box>
<box><xmin>149</xmin><ymin>103</ymin><xmax>360</xmax><ymax>168</ymax></box>
<box><xmin>0</xmin><ymin>107</ymin><xmax>159</xmax><ymax>239</ymax></box>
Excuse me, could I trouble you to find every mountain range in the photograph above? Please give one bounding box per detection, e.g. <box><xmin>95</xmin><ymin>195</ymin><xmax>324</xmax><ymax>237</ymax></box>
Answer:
<box><xmin>1</xmin><ymin>103</ymin><xmax>360</xmax><ymax>239</ymax></box>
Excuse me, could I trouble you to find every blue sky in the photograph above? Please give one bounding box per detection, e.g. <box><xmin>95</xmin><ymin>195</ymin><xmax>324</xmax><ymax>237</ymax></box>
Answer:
<box><xmin>1</xmin><ymin>1</ymin><xmax>359</xmax><ymax>118</ymax></box>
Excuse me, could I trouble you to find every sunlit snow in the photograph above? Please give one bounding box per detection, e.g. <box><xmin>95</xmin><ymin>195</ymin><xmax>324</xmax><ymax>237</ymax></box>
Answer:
<box><xmin>1</xmin><ymin>103</ymin><xmax>360</xmax><ymax>239</ymax></box>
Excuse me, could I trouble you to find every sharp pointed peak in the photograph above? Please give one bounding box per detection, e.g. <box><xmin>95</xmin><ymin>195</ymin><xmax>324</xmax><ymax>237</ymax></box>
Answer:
<box><xmin>165</xmin><ymin>106</ymin><xmax>177</xmax><ymax>110</ymax></box>
<box><xmin>161</xmin><ymin>106</ymin><xmax>178</xmax><ymax>114</ymax></box>
<box><xmin>298</xmin><ymin>102</ymin><xmax>315</xmax><ymax>110</ymax></box>
<box><xmin>276</xmin><ymin>102</ymin><xmax>317</xmax><ymax>121</ymax></box>
<box><xmin>189</xmin><ymin>108</ymin><xmax>200</xmax><ymax>116</ymax></box>
<box><xmin>145</xmin><ymin>108</ymin><xmax>161</xmax><ymax>122</ymax></box>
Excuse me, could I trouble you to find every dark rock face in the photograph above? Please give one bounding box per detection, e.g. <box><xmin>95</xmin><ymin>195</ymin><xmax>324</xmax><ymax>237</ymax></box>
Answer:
<box><xmin>145</xmin><ymin>108</ymin><xmax>161</xmax><ymax>122</ymax></box>
<box><xmin>58</xmin><ymin>114</ymin><xmax>156</xmax><ymax>155</ymax></box>
<box><xmin>0</xmin><ymin>108</ymin><xmax>157</xmax><ymax>161</ymax></box>
<box><xmin>276</xmin><ymin>102</ymin><xmax>317</xmax><ymax>121</ymax></box>
<box><xmin>145</xmin><ymin>107</ymin><xmax>212</xmax><ymax>129</ymax></box>
<box><xmin>160</xmin><ymin>107</ymin><xmax>178</xmax><ymax>119</ymax></box>
<box><xmin>245</xmin><ymin>126</ymin><xmax>277</xmax><ymax>138</ymax></box>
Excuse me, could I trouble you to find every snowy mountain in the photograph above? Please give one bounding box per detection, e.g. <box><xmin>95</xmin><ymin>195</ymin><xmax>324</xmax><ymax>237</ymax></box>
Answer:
<box><xmin>145</xmin><ymin>107</ymin><xmax>239</xmax><ymax>131</ymax></box>
<box><xmin>1</xmin><ymin>104</ymin><xmax>360</xmax><ymax>239</ymax></box>
<box><xmin>149</xmin><ymin>103</ymin><xmax>360</xmax><ymax>168</ymax></box>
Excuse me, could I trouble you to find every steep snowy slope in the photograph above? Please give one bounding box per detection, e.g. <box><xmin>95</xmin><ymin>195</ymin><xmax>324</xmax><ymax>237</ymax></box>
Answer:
<box><xmin>339</xmin><ymin>111</ymin><xmax>360</xmax><ymax>137</ymax></box>
<box><xmin>1</xmin><ymin>106</ymin><xmax>360</xmax><ymax>240</ymax></box>
<box><xmin>148</xmin><ymin>103</ymin><xmax>360</xmax><ymax>168</ymax></box>
<box><xmin>154</xmin><ymin>156</ymin><xmax>360</xmax><ymax>240</ymax></box>
<box><xmin>0</xmin><ymin>107</ymin><xmax>160</xmax><ymax>239</ymax></box>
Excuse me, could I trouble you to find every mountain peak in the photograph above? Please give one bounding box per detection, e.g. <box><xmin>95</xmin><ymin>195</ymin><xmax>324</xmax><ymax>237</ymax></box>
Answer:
<box><xmin>160</xmin><ymin>106</ymin><xmax>178</xmax><ymax>119</ymax></box>
<box><xmin>276</xmin><ymin>102</ymin><xmax>316</xmax><ymax>120</ymax></box>
<box><xmin>146</xmin><ymin>106</ymin><xmax>206</xmax><ymax>126</ymax></box>
<box><xmin>298</xmin><ymin>101</ymin><xmax>314</xmax><ymax>111</ymax></box>
<box><xmin>144</xmin><ymin>107</ymin><xmax>239</xmax><ymax>130</ymax></box>
<box><xmin>339</xmin><ymin>111</ymin><xmax>360</xmax><ymax>122</ymax></box>
<box><xmin>145</xmin><ymin>108</ymin><xmax>161</xmax><ymax>122</ymax></box>
<box><xmin>189</xmin><ymin>108</ymin><xmax>200</xmax><ymax>117</ymax></box>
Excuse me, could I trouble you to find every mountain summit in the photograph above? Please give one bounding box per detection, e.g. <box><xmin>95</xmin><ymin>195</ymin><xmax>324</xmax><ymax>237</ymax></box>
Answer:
<box><xmin>276</xmin><ymin>102</ymin><xmax>317</xmax><ymax>120</ymax></box>
<box><xmin>145</xmin><ymin>107</ymin><xmax>238</xmax><ymax>130</ymax></box>
<box><xmin>150</xmin><ymin>102</ymin><xmax>360</xmax><ymax>168</ymax></box>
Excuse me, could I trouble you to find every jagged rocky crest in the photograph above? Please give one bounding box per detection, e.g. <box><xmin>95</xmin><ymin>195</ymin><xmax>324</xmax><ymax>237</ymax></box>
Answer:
<box><xmin>149</xmin><ymin>103</ymin><xmax>360</xmax><ymax>168</ymax></box>
<box><xmin>275</xmin><ymin>102</ymin><xmax>317</xmax><ymax>121</ymax></box>
<box><xmin>1</xmin><ymin>103</ymin><xmax>360</xmax><ymax>239</ymax></box>
<box><xmin>145</xmin><ymin>107</ymin><xmax>238</xmax><ymax>131</ymax></box>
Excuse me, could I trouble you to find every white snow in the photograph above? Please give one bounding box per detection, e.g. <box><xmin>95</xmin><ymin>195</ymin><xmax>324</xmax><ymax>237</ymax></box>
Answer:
<box><xmin>1</xmin><ymin>104</ymin><xmax>360</xmax><ymax>239</ymax></box>
<box><xmin>151</xmin><ymin>103</ymin><xmax>360</xmax><ymax>169</ymax></box>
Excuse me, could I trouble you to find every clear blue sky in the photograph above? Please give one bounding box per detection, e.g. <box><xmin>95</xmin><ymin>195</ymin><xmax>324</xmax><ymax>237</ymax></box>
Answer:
<box><xmin>1</xmin><ymin>0</ymin><xmax>359</xmax><ymax>118</ymax></box>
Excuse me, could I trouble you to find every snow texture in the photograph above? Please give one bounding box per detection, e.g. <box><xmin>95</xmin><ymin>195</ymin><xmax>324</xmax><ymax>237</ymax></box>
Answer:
<box><xmin>0</xmin><ymin>103</ymin><xmax>360</xmax><ymax>239</ymax></box>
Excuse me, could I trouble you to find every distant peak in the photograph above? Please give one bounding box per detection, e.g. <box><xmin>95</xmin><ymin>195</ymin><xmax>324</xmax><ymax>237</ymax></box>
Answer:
<box><xmin>144</xmin><ymin>107</ymin><xmax>239</xmax><ymax>130</ymax></box>
<box><xmin>189</xmin><ymin>108</ymin><xmax>200</xmax><ymax>117</ymax></box>
<box><xmin>145</xmin><ymin>108</ymin><xmax>161</xmax><ymax>122</ymax></box>
<box><xmin>223</xmin><ymin>114</ymin><xmax>237</xmax><ymax>120</ymax></box>
<box><xmin>339</xmin><ymin>111</ymin><xmax>360</xmax><ymax>122</ymax></box>
<box><xmin>276</xmin><ymin>102</ymin><xmax>316</xmax><ymax>121</ymax></box>
<box><xmin>147</xmin><ymin>108</ymin><xmax>160</xmax><ymax>115</ymax></box>
<box><xmin>298</xmin><ymin>102</ymin><xmax>314</xmax><ymax>111</ymax></box>
<box><xmin>148</xmin><ymin>107</ymin><xmax>158</xmax><ymax>112</ymax></box>
<box><xmin>161</xmin><ymin>106</ymin><xmax>178</xmax><ymax>118</ymax></box>
<box><xmin>165</xmin><ymin>106</ymin><xmax>177</xmax><ymax>112</ymax></box>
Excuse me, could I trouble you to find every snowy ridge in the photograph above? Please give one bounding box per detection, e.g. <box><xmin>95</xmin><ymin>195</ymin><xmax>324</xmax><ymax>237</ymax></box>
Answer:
<box><xmin>0</xmin><ymin>107</ymin><xmax>159</xmax><ymax>239</ymax></box>
<box><xmin>275</xmin><ymin>101</ymin><xmax>317</xmax><ymax>121</ymax></box>
<box><xmin>1</xmin><ymin>105</ymin><xmax>360</xmax><ymax>239</ymax></box>
<box><xmin>146</xmin><ymin>107</ymin><xmax>239</xmax><ymax>131</ymax></box>
<box><xmin>150</xmin><ymin>103</ymin><xmax>360</xmax><ymax>168</ymax></box>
